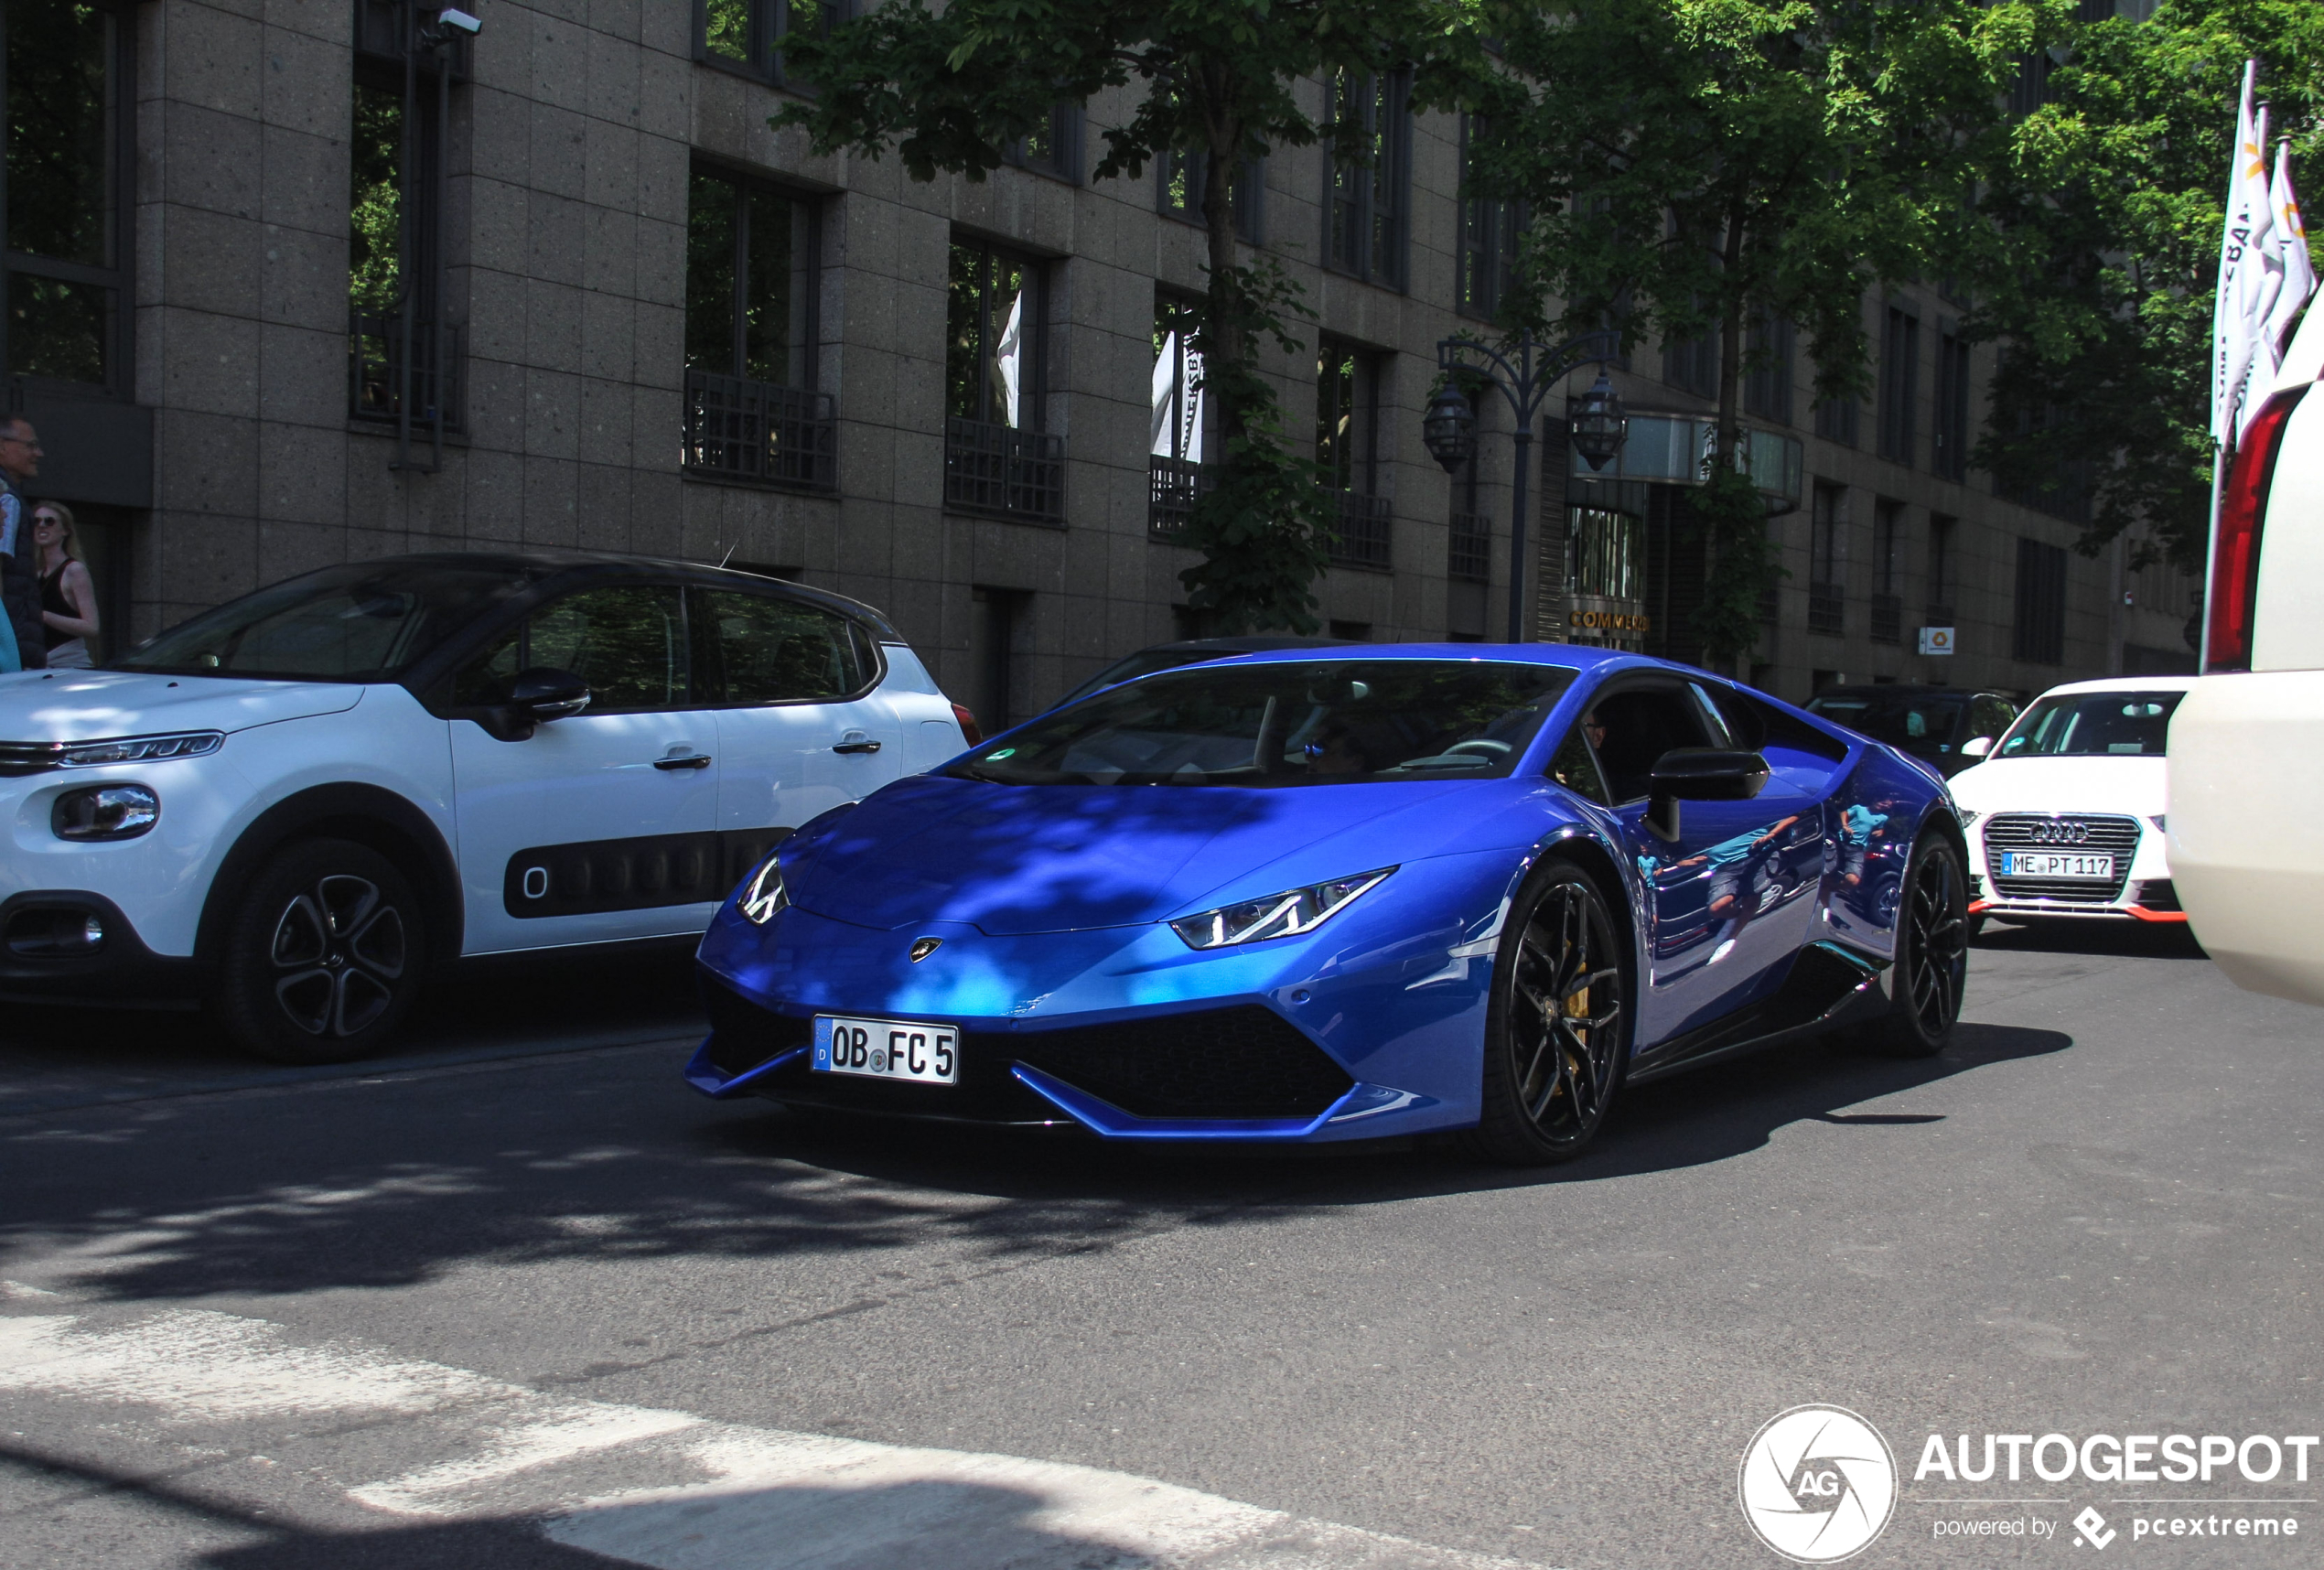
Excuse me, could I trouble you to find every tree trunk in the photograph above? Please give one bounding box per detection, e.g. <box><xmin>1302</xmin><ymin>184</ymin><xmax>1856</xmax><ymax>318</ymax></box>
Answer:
<box><xmin>1714</xmin><ymin>210</ymin><xmax>1748</xmax><ymax>470</ymax></box>
<box><xmin>1197</xmin><ymin>61</ymin><xmax>1245</xmax><ymax>445</ymax></box>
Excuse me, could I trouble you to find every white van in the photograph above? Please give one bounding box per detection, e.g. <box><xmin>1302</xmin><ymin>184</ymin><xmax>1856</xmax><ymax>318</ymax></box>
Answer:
<box><xmin>0</xmin><ymin>552</ymin><xmax>967</xmax><ymax>1059</ymax></box>
<box><xmin>2168</xmin><ymin>302</ymin><xmax>2324</xmax><ymax>1003</ymax></box>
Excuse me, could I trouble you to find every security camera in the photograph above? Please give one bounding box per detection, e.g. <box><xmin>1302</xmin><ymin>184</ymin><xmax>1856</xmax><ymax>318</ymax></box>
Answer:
<box><xmin>436</xmin><ymin>8</ymin><xmax>481</xmax><ymax>34</ymax></box>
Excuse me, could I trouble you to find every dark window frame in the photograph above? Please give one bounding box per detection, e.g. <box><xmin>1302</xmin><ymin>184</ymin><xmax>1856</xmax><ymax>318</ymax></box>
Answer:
<box><xmin>1743</xmin><ymin>312</ymin><xmax>1794</xmax><ymax>425</ymax></box>
<box><xmin>944</xmin><ymin>236</ymin><xmax>1063</xmax><ymax>523</ymax></box>
<box><xmin>1003</xmin><ymin>102</ymin><xmax>1084</xmax><ymax>185</ymax></box>
<box><xmin>1</xmin><ymin>0</ymin><xmax>136</xmax><ymax>400</ymax></box>
<box><xmin>1877</xmin><ymin>299</ymin><xmax>1920</xmax><ymax>467</ymax></box>
<box><xmin>1931</xmin><ymin>323</ymin><xmax>1972</xmax><ymax>481</ymax></box>
<box><xmin>1456</xmin><ymin>113</ymin><xmax>1524</xmax><ymax>323</ymax></box>
<box><xmin>1317</xmin><ymin>335</ymin><xmax>1393</xmax><ymax>570</ymax></box>
<box><xmin>693</xmin><ymin>0</ymin><xmax>845</xmax><ymax>89</ymax></box>
<box><xmin>2012</xmin><ymin>535</ymin><xmax>2068</xmax><ymax>665</ymax></box>
<box><xmin>1323</xmin><ymin>69</ymin><xmax>1410</xmax><ymax>290</ymax></box>
<box><xmin>1158</xmin><ymin>148</ymin><xmax>1261</xmax><ymax>239</ymax></box>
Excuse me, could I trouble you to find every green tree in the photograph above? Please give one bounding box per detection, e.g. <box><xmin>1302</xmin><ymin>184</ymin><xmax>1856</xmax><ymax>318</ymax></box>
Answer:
<box><xmin>1969</xmin><ymin>0</ymin><xmax>2324</xmax><ymax>572</ymax></box>
<box><xmin>775</xmin><ymin>0</ymin><xmax>1488</xmax><ymax>632</ymax></box>
<box><xmin>1471</xmin><ymin>0</ymin><xmax>2055</xmax><ymax>667</ymax></box>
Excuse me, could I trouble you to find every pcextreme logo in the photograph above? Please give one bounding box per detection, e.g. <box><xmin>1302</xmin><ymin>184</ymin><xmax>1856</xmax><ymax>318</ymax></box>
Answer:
<box><xmin>1739</xmin><ymin>1404</ymin><xmax>1899</xmax><ymax>1564</ymax></box>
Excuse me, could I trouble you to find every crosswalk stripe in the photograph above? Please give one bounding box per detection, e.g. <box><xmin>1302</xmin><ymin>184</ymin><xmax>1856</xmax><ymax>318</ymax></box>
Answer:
<box><xmin>0</xmin><ymin>1308</ymin><xmax>1550</xmax><ymax>1570</ymax></box>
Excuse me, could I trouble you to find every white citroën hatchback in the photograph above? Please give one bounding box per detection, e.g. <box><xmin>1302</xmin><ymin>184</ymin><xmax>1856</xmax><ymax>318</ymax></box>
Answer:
<box><xmin>0</xmin><ymin>552</ymin><xmax>967</xmax><ymax>1062</ymax></box>
<box><xmin>1949</xmin><ymin>675</ymin><xmax>2197</xmax><ymax>934</ymax></box>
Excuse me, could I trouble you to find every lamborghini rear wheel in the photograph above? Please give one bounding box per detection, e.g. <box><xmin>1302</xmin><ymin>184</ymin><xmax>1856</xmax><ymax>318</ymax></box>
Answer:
<box><xmin>1471</xmin><ymin>859</ymin><xmax>1629</xmax><ymax>1165</ymax></box>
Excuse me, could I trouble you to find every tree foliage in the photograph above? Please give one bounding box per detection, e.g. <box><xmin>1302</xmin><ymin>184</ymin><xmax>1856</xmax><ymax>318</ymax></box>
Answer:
<box><xmin>1470</xmin><ymin>0</ymin><xmax>2053</xmax><ymax>665</ymax></box>
<box><xmin>1969</xmin><ymin>0</ymin><xmax>2324</xmax><ymax>571</ymax></box>
<box><xmin>776</xmin><ymin>0</ymin><xmax>1490</xmax><ymax>632</ymax></box>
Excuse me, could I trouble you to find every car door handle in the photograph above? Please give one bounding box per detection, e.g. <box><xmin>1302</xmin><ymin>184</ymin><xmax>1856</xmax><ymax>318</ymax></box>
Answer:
<box><xmin>832</xmin><ymin>740</ymin><xmax>882</xmax><ymax>755</ymax></box>
<box><xmin>653</xmin><ymin>753</ymin><xmax>713</xmax><ymax>770</ymax></box>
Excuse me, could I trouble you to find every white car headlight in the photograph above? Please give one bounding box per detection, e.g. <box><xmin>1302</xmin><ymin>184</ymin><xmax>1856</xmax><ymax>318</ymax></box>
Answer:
<box><xmin>1168</xmin><ymin>867</ymin><xmax>1395</xmax><ymax>951</ymax></box>
<box><xmin>59</xmin><ymin>731</ymin><xmax>222</xmax><ymax>767</ymax></box>
<box><xmin>739</xmin><ymin>855</ymin><xmax>789</xmax><ymax>925</ymax></box>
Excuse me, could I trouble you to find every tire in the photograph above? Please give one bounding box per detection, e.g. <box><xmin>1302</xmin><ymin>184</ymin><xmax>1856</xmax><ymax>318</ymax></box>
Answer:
<box><xmin>1469</xmin><ymin>858</ymin><xmax>1630</xmax><ymax>1165</ymax></box>
<box><xmin>217</xmin><ymin>838</ymin><xmax>427</xmax><ymax>1064</ymax></box>
<box><xmin>1858</xmin><ymin>831</ymin><xmax>1969</xmax><ymax>1058</ymax></box>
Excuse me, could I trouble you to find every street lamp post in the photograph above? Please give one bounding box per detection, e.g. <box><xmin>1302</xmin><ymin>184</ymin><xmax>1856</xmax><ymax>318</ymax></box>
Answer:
<box><xmin>1423</xmin><ymin>330</ymin><xmax>1628</xmax><ymax>642</ymax></box>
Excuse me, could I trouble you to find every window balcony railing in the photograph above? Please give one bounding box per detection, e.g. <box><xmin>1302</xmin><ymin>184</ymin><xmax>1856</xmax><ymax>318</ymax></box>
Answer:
<box><xmin>1148</xmin><ymin>454</ymin><xmax>1212</xmax><ymax>540</ymax></box>
<box><xmin>1808</xmin><ymin>580</ymin><xmax>1845</xmax><ymax>637</ymax></box>
<box><xmin>946</xmin><ymin>416</ymin><xmax>1065</xmax><ymax>523</ymax></box>
<box><xmin>682</xmin><ymin>371</ymin><xmax>837</xmax><ymax>490</ymax></box>
<box><xmin>350</xmin><ymin>305</ymin><xmax>463</xmax><ymax>432</ymax></box>
<box><xmin>1330</xmin><ymin>490</ymin><xmax>1393</xmax><ymax>571</ymax></box>
<box><xmin>1448</xmin><ymin>511</ymin><xmax>1492</xmax><ymax>583</ymax></box>
<box><xmin>1870</xmin><ymin>592</ymin><xmax>1902</xmax><ymax>645</ymax></box>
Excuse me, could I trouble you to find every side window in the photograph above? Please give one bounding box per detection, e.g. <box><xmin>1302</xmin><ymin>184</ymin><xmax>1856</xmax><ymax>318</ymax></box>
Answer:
<box><xmin>449</xmin><ymin>585</ymin><xmax>691</xmax><ymax>713</ymax></box>
<box><xmin>1582</xmin><ymin>683</ymin><xmax>1715</xmax><ymax>803</ymax></box>
<box><xmin>1547</xmin><ymin>724</ymin><xmax>1611</xmax><ymax>805</ymax></box>
<box><xmin>1687</xmin><ymin>683</ymin><xmax>1736</xmax><ymax>747</ymax></box>
<box><xmin>1971</xmin><ymin>695</ymin><xmax>2015</xmax><ymax>741</ymax></box>
<box><xmin>696</xmin><ymin>588</ymin><xmax>869</xmax><ymax>704</ymax></box>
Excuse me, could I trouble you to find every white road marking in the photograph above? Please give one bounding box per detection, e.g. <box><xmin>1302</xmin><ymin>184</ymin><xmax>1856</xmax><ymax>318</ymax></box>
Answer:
<box><xmin>0</xmin><ymin>1308</ymin><xmax>1549</xmax><ymax>1570</ymax></box>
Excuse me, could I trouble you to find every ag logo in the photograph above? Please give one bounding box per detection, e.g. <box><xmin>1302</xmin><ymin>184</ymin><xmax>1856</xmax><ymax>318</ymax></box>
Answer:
<box><xmin>1738</xmin><ymin>1404</ymin><xmax>1897</xmax><ymax>1564</ymax></box>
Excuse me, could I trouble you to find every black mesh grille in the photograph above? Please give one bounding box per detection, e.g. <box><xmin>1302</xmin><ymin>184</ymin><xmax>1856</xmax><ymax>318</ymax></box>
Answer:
<box><xmin>698</xmin><ymin>975</ymin><xmax>812</xmax><ymax>1079</ymax></box>
<box><xmin>999</xmin><ymin>1005</ymin><xmax>1353</xmax><ymax>1120</ymax></box>
<box><xmin>1983</xmin><ymin>812</ymin><xmax>2138</xmax><ymax>902</ymax></box>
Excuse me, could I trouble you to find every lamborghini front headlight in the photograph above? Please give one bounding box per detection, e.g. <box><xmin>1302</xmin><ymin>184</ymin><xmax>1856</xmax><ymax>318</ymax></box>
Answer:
<box><xmin>1167</xmin><ymin>866</ymin><xmax>1395</xmax><ymax>951</ymax></box>
<box><xmin>739</xmin><ymin>855</ymin><xmax>789</xmax><ymax>925</ymax></box>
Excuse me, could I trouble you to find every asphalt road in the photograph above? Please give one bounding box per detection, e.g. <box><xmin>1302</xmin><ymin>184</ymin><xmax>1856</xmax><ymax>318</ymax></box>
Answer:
<box><xmin>2</xmin><ymin>919</ymin><xmax>2318</xmax><ymax>1570</ymax></box>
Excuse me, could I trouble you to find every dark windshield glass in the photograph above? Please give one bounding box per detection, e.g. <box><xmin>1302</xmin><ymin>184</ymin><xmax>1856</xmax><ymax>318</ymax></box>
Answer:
<box><xmin>1805</xmin><ymin>693</ymin><xmax>1967</xmax><ymax>748</ymax></box>
<box><xmin>1997</xmin><ymin>691</ymin><xmax>2184</xmax><ymax>758</ymax></box>
<box><xmin>953</xmin><ymin>660</ymin><xmax>1578</xmax><ymax>787</ymax></box>
<box><xmin>117</xmin><ymin>562</ymin><xmax>543</xmax><ymax>682</ymax></box>
<box><xmin>1049</xmin><ymin>648</ymin><xmax>1221</xmax><ymax>711</ymax></box>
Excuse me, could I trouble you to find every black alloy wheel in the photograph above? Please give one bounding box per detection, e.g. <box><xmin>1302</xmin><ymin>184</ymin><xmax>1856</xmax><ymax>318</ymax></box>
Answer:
<box><xmin>1472</xmin><ymin>858</ymin><xmax>1629</xmax><ymax>1165</ymax></box>
<box><xmin>1858</xmin><ymin>832</ymin><xmax>1968</xmax><ymax>1058</ymax></box>
<box><xmin>219</xmin><ymin>838</ymin><xmax>427</xmax><ymax>1064</ymax></box>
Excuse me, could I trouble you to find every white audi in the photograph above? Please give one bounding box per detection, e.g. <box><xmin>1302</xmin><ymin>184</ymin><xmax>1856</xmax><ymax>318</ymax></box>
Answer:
<box><xmin>0</xmin><ymin>552</ymin><xmax>968</xmax><ymax>1062</ymax></box>
<box><xmin>1949</xmin><ymin>675</ymin><xmax>2195</xmax><ymax>934</ymax></box>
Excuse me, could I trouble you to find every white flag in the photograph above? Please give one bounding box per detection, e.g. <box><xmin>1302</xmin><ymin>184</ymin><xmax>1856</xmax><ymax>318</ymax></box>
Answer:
<box><xmin>2265</xmin><ymin>140</ymin><xmax>2316</xmax><ymax>360</ymax></box>
<box><xmin>2212</xmin><ymin>63</ymin><xmax>2281</xmax><ymax>447</ymax></box>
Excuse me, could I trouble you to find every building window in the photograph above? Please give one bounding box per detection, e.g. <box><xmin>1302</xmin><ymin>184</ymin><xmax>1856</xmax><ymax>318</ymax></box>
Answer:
<box><xmin>1743</xmin><ymin>313</ymin><xmax>1793</xmax><ymax>425</ymax></box>
<box><xmin>4</xmin><ymin>0</ymin><xmax>132</xmax><ymax>395</ymax></box>
<box><xmin>348</xmin><ymin>14</ymin><xmax>468</xmax><ymax>456</ymax></box>
<box><xmin>1149</xmin><ymin>294</ymin><xmax>1208</xmax><ymax>537</ymax></box>
<box><xmin>1931</xmin><ymin>326</ymin><xmax>1972</xmax><ymax>481</ymax></box>
<box><xmin>1809</xmin><ymin>481</ymin><xmax>1846</xmax><ymax>637</ymax></box>
<box><xmin>1317</xmin><ymin>338</ymin><xmax>1391</xmax><ymax>569</ymax></box>
<box><xmin>1870</xmin><ymin>498</ymin><xmax>1903</xmax><ymax>644</ymax></box>
<box><xmin>1926</xmin><ymin>511</ymin><xmax>1957</xmax><ymax>620</ymax></box>
<box><xmin>1005</xmin><ymin>104</ymin><xmax>1082</xmax><ymax>184</ymax></box>
<box><xmin>1814</xmin><ymin>391</ymin><xmax>1858</xmax><ymax>446</ymax></box>
<box><xmin>946</xmin><ymin>240</ymin><xmax>1062</xmax><ymax>522</ymax></box>
<box><xmin>1662</xmin><ymin>316</ymin><xmax>1718</xmax><ymax>401</ymax></box>
<box><xmin>699</xmin><ymin>0</ymin><xmax>843</xmax><ymax>84</ymax></box>
<box><xmin>1457</xmin><ymin>115</ymin><xmax>1522</xmax><ymax>322</ymax></box>
<box><xmin>682</xmin><ymin>167</ymin><xmax>834</xmax><ymax>489</ymax></box>
<box><xmin>1324</xmin><ymin>70</ymin><xmax>1409</xmax><ymax>288</ymax></box>
<box><xmin>1158</xmin><ymin>150</ymin><xmax>1260</xmax><ymax>240</ymax></box>
<box><xmin>1877</xmin><ymin>302</ymin><xmax>1920</xmax><ymax>467</ymax></box>
<box><xmin>1569</xmin><ymin>508</ymin><xmax>1644</xmax><ymax>600</ymax></box>
<box><xmin>2013</xmin><ymin>536</ymin><xmax>2068</xmax><ymax>664</ymax></box>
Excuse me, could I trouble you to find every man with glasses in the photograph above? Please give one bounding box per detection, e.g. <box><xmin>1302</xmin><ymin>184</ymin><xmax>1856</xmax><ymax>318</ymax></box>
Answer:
<box><xmin>0</xmin><ymin>419</ymin><xmax>48</xmax><ymax>670</ymax></box>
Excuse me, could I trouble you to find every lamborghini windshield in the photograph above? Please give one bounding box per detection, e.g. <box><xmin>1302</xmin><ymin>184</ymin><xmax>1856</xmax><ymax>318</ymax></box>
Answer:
<box><xmin>952</xmin><ymin>660</ymin><xmax>1577</xmax><ymax>787</ymax></box>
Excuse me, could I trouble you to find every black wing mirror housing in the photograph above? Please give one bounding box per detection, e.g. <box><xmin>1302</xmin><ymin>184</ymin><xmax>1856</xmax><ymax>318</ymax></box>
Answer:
<box><xmin>1644</xmin><ymin>747</ymin><xmax>1771</xmax><ymax>842</ymax></box>
<box><xmin>483</xmin><ymin>667</ymin><xmax>592</xmax><ymax>742</ymax></box>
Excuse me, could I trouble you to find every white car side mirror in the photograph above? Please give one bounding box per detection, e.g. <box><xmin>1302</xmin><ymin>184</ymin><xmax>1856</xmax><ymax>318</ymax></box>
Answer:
<box><xmin>1961</xmin><ymin>735</ymin><xmax>1993</xmax><ymax>758</ymax></box>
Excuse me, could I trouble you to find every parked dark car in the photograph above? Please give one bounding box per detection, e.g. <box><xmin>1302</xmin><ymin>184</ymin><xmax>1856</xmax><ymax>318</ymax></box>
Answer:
<box><xmin>1802</xmin><ymin>684</ymin><xmax>2018</xmax><ymax>777</ymax></box>
<box><xmin>1049</xmin><ymin>636</ymin><xmax>1358</xmax><ymax>711</ymax></box>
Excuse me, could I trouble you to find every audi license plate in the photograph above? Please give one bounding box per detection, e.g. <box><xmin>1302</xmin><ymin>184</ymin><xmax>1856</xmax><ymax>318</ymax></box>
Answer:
<box><xmin>812</xmin><ymin>1015</ymin><xmax>958</xmax><ymax>1085</ymax></box>
<box><xmin>1998</xmin><ymin>851</ymin><xmax>2114</xmax><ymax>880</ymax></box>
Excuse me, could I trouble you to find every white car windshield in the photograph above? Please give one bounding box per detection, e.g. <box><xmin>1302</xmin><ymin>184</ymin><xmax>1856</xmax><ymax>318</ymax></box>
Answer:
<box><xmin>1996</xmin><ymin>691</ymin><xmax>2185</xmax><ymax>758</ymax></box>
<box><xmin>117</xmin><ymin>562</ymin><xmax>545</xmax><ymax>683</ymax></box>
<box><xmin>952</xmin><ymin>660</ymin><xmax>1578</xmax><ymax>787</ymax></box>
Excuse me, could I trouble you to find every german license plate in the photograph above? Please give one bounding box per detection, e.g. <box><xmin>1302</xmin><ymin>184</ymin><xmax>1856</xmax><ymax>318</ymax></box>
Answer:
<box><xmin>1998</xmin><ymin>851</ymin><xmax>2114</xmax><ymax>880</ymax></box>
<box><xmin>812</xmin><ymin>1015</ymin><xmax>958</xmax><ymax>1085</ymax></box>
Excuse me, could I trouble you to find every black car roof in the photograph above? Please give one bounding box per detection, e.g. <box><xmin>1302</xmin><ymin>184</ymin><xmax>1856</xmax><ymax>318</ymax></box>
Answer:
<box><xmin>341</xmin><ymin>550</ymin><xmax>904</xmax><ymax>641</ymax></box>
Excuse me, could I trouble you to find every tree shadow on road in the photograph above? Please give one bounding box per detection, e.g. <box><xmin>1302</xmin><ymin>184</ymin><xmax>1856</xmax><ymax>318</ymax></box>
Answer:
<box><xmin>0</xmin><ymin>998</ymin><xmax>2069</xmax><ymax>1305</ymax></box>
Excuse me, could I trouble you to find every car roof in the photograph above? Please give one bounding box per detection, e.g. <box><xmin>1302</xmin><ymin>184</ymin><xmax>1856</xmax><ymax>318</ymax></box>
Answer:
<box><xmin>1177</xmin><ymin>641</ymin><xmax>1685</xmax><ymax>678</ymax></box>
<box><xmin>331</xmin><ymin>550</ymin><xmax>904</xmax><ymax>641</ymax></box>
<box><xmin>1807</xmin><ymin>684</ymin><xmax>1997</xmax><ymax>700</ymax></box>
<box><xmin>2030</xmin><ymin>674</ymin><xmax>2201</xmax><ymax>697</ymax></box>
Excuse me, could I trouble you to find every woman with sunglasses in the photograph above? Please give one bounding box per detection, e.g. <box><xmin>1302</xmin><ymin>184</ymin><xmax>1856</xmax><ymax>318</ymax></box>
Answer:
<box><xmin>31</xmin><ymin>503</ymin><xmax>98</xmax><ymax>668</ymax></box>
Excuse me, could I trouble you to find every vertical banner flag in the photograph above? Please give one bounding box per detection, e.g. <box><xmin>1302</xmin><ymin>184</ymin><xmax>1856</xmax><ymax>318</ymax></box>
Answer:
<box><xmin>2212</xmin><ymin>62</ymin><xmax>2281</xmax><ymax>448</ymax></box>
<box><xmin>2265</xmin><ymin>141</ymin><xmax>2316</xmax><ymax>359</ymax></box>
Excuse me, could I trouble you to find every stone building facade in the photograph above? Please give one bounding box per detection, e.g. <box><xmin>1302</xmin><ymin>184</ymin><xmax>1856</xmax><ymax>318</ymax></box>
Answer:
<box><xmin>4</xmin><ymin>0</ymin><xmax>2192</xmax><ymax>729</ymax></box>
